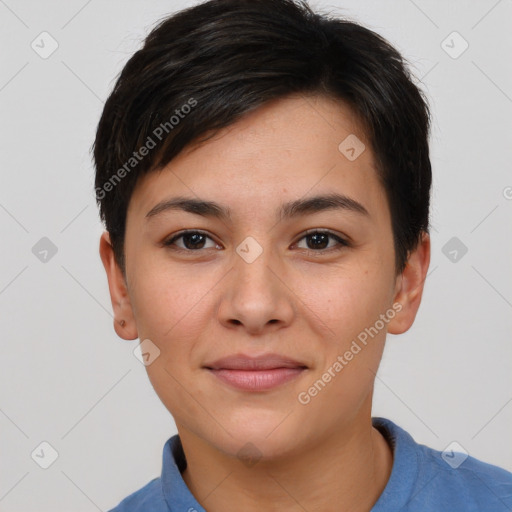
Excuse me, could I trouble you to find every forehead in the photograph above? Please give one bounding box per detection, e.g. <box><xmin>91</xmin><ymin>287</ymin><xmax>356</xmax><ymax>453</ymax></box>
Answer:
<box><xmin>128</xmin><ymin>94</ymin><xmax>385</xmax><ymax>222</ymax></box>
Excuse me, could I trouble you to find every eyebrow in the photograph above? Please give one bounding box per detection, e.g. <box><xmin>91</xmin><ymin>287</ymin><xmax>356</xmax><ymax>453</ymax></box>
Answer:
<box><xmin>145</xmin><ymin>193</ymin><xmax>370</xmax><ymax>222</ymax></box>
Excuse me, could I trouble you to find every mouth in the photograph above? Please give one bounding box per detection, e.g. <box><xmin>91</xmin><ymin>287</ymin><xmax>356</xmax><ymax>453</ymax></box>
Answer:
<box><xmin>203</xmin><ymin>353</ymin><xmax>308</xmax><ymax>392</ymax></box>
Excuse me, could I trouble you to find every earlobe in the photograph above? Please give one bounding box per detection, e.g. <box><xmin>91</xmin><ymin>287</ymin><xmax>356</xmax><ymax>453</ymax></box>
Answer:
<box><xmin>387</xmin><ymin>232</ymin><xmax>431</xmax><ymax>335</ymax></box>
<box><xmin>99</xmin><ymin>231</ymin><xmax>139</xmax><ymax>340</ymax></box>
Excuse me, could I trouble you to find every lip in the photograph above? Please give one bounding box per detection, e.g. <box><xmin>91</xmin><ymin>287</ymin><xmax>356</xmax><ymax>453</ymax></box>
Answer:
<box><xmin>204</xmin><ymin>353</ymin><xmax>308</xmax><ymax>392</ymax></box>
<box><xmin>204</xmin><ymin>353</ymin><xmax>308</xmax><ymax>371</ymax></box>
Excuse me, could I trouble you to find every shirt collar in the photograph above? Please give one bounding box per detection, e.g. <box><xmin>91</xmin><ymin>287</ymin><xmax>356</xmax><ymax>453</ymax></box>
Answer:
<box><xmin>371</xmin><ymin>416</ymin><xmax>419</xmax><ymax>511</ymax></box>
<box><xmin>160</xmin><ymin>433</ymin><xmax>206</xmax><ymax>512</ymax></box>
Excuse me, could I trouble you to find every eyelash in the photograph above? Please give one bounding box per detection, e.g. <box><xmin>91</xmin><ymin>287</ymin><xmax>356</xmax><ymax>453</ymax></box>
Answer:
<box><xmin>163</xmin><ymin>229</ymin><xmax>349</xmax><ymax>254</ymax></box>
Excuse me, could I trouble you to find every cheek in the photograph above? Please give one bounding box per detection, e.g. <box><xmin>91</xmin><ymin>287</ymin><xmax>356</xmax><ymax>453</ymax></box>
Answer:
<box><xmin>297</xmin><ymin>263</ymin><xmax>391</xmax><ymax>341</ymax></box>
<box><xmin>130</xmin><ymin>260</ymin><xmax>213</xmax><ymax>341</ymax></box>
<box><xmin>135</xmin><ymin>268</ymin><xmax>214</xmax><ymax>419</ymax></box>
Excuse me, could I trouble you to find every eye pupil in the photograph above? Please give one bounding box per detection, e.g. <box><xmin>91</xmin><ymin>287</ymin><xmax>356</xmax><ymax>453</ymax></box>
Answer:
<box><xmin>307</xmin><ymin>233</ymin><xmax>329</xmax><ymax>250</ymax></box>
<box><xmin>183</xmin><ymin>232</ymin><xmax>205</xmax><ymax>249</ymax></box>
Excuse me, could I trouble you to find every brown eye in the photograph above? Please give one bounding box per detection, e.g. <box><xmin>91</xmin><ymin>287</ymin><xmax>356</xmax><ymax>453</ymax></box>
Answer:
<box><xmin>164</xmin><ymin>230</ymin><xmax>220</xmax><ymax>251</ymax></box>
<box><xmin>295</xmin><ymin>230</ymin><xmax>348</xmax><ymax>252</ymax></box>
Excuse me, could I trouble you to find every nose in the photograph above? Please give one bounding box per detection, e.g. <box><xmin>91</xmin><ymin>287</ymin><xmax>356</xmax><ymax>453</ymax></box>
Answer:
<box><xmin>216</xmin><ymin>241</ymin><xmax>295</xmax><ymax>335</ymax></box>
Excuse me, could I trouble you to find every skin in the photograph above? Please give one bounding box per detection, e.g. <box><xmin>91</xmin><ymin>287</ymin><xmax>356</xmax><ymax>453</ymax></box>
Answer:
<box><xmin>100</xmin><ymin>93</ymin><xmax>430</xmax><ymax>512</ymax></box>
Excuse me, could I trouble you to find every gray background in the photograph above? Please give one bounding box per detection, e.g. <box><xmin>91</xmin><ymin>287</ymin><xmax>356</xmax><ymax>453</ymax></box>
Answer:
<box><xmin>1</xmin><ymin>0</ymin><xmax>511</xmax><ymax>510</ymax></box>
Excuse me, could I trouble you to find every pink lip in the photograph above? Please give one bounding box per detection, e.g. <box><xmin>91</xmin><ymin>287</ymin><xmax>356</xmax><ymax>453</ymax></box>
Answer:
<box><xmin>204</xmin><ymin>353</ymin><xmax>308</xmax><ymax>391</ymax></box>
<box><xmin>208</xmin><ymin>368</ymin><xmax>306</xmax><ymax>391</ymax></box>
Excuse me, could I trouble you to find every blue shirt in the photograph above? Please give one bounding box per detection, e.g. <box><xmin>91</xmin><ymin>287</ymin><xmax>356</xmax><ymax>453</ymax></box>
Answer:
<box><xmin>108</xmin><ymin>417</ymin><xmax>512</xmax><ymax>511</ymax></box>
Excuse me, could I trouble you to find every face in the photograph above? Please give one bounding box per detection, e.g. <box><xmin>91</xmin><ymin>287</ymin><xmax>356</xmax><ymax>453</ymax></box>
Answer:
<box><xmin>101</xmin><ymin>94</ymin><xmax>429</xmax><ymax>460</ymax></box>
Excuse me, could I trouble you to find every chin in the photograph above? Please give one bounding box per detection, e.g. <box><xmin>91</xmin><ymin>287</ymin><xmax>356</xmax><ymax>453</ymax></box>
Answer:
<box><xmin>208</xmin><ymin>412</ymin><xmax>308</xmax><ymax>463</ymax></box>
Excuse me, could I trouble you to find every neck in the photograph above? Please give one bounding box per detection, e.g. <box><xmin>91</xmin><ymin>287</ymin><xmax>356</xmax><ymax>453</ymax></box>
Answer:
<box><xmin>179</xmin><ymin>414</ymin><xmax>393</xmax><ymax>512</ymax></box>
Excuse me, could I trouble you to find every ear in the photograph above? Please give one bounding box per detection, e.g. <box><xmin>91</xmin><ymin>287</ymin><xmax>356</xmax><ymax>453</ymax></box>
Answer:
<box><xmin>99</xmin><ymin>231</ymin><xmax>138</xmax><ymax>340</ymax></box>
<box><xmin>387</xmin><ymin>231</ymin><xmax>431</xmax><ymax>335</ymax></box>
